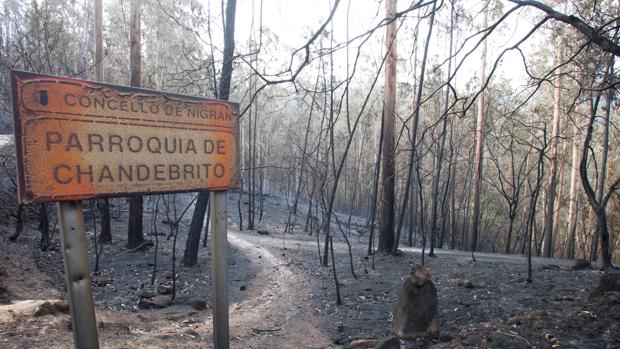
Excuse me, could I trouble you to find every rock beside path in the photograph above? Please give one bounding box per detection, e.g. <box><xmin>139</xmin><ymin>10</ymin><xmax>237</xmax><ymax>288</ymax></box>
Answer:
<box><xmin>392</xmin><ymin>265</ymin><xmax>439</xmax><ymax>339</ymax></box>
<box><xmin>157</xmin><ymin>283</ymin><xmax>173</xmax><ymax>295</ymax></box>
<box><xmin>33</xmin><ymin>300</ymin><xmax>69</xmax><ymax>316</ymax></box>
<box><xmin>568</xmin><ymin>259</ymin><xmax>591</xmax><ymax>270</ymax></box>
<box><xmin>346</xmin><ymin>338</ymin><xmax>378</xmax><ymax>349</ymax></box>
<box><xmin>589</xmin><ymin>272</ymin><xmax>620</xmax><ymax>300</ymax></box>
<box><xmin>458</xmin><ymin>278</ymin><xmax>475</xmax><ymax>289</ymax></box>
<box><xmin>137</xmin><ymin>295</ymin><xmax>172</xmax><ymax>309</ymax></box>
<box><xmin>374</xmin><ymin>336</ymin><xmax>400</xmax><ymax>349</ymax></box>
<box><xmin>174</xmin><ymin>296</ymin><xmax>208</xmax><ymax>310</ymax></box>
<box><xmin>0</xmin><ymin>299</ymin><xmax>69</xmax><ymax>324</ymax></box>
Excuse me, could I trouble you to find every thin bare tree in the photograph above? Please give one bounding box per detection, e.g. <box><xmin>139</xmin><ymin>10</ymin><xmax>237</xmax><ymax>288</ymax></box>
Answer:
<box><xmin>127</xmin><ymin>0</ymin><xmax>145</xmax><ymax>249</ymax></box>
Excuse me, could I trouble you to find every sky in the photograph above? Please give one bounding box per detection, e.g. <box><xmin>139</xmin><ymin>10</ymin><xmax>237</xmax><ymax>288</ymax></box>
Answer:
<box><xmin>235</xmin><ymin>0</ymin><xmax>385</xmax><ymax>47</ymax></box>
<box><xmin>207</xmin><ymin>0</ymin><xmax>553</xmax><ymax>91</ymax></box>
<box><xmin>234</xmin><ymin>0</ymin><xmax>389</xmax><ymax>77</ymax></box>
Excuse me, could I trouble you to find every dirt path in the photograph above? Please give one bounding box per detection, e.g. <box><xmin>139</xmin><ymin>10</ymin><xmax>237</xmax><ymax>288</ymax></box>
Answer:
<box><xmin>227</xmin><ymin>232</ymin><xmax>334</xmax><ymax>348</ymax></box>
<box><xmin>162</xmin><ymin>193</ymin><xmax>335</xmax><ymax>347</ymax></box>
<box><xmin>400</xmin><ymin>246</ymin><xmax>579</xmax><ymax>267</ymax></box>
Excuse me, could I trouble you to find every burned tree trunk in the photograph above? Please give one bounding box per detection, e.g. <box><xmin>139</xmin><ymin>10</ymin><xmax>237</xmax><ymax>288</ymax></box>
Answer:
<box><xmin>39</xmin><ymin>203</ymin><xmax>50</xmax><ymax>250</ymax></box>
<box><xmin>564</xmin><ymin>125</ymin><xmax>580</xmax><ymax>258</ymax></box>
<box><xmin>186</xmin><ymin>0</ymin><xmax>237</xmax><ymax>243</ymax></box>
<box><xmin>579</xmin><ymin>92</ymin><xmax>615</xmax><ymax>268</ymax></box>
<box><xmin>368</xmin><ymin>116</ymin><xmax>384</xmax><ymax>255</ymax></box>
<box><xmin>542</xmin><ymin>42</ymin><xmax>563</xmax><ymax>258</ymax></box>
<box><xmin>9</xmin><ymin>204</ymin><xmax>24</xmax><ymax>242</ymax></box>
<box><xmin>392</xmin><ymin>0</ymin><xmax>438</xmax><ymax>255</ymax></box>
<box><xmin>429</xmin><ymin>0</ymin><xmax>453</xmax><ymax>256</ymax></box>
<box><xmin>127</xmin><ymin>0</ymin><xmax>145</xmax><ymax>249</ymax></box>
<box><xmin>378</xmin><ymin>0</ymin><xmax>397</xmax><ymax>253</ymax></box>
<box><xmin>470</xmin><ymin>4</ymin><xmax>488</xmax><ymax>257</ymax></box>
<box><xmin>183</xmin><ymin>194</ymin><xmax>209</xmax><ymax>266</ymax></box>
<box><xmin>94</xmin><ymin>0</ymin><xmax>112</xmax><ymax>244</ymax></box>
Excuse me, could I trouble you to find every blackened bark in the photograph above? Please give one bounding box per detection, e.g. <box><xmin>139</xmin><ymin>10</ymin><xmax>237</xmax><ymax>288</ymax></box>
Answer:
<box><xmin>392</xmin><ymin>0</ymin><xmax>438</xmax><ymax>255</ymax></box>
<box><xmin>94</xmin><ymin>0</ymin><xmax>112</xmax><ymax>244</ymax></box>
<box><xmin>579</xmin><ymin>96</ymin><xmax>613</xmax><ymax>268</ymax></box>
<box><xmin>9</xmin><ymin>204</ymin><xmax>23</xmax><ymax>242</ymax></box>
<box><xmin>202</xmin><ymin>198</ymin><xmax>211</xmax><ymax>247</ymax></box>
<box><xmin>368</xmin><ymin>115</ymin><xmax>384</xmax><ymax>255</ymax></box>
<box><xmin>39</xmin><ymin>203</ymin><xmax>50</xmax><ymax>250</ymax></box>
<box><xmin>430</xmin><ymin>0</ymin><xmax>452</xmax><ymax>256</ymax></box>
<box><xmin>127</xmin><ymin>0</ymin><xmax>144</xmax><ymax>249</ymax></box>
<box><xmin>378</xmin><ymin>0</ymin><xmax>397</xmax><ymax>253</ymax></box>
<box><xmin>127</xmin><ymin>197</ymin><xmax>145</xmax><ymax>248</ymax></box>
<box><xmin>186</xmin><ymin>0</ymin><xmax>237</xmax><ymax>241</ymax></box>
<box><xmin>470</xmin><ymin>4</ymin><xmax>488</xmax><ymax>257</ymax></box>
<box><xmin>98</xmin><ymin>199</ymin><xmax>112</xmax><ymax>243</ymax></box>
<box><xmin>183</xmin><ymin>194</ymin><xmax>209</xmax><ymax>266</ymax></box>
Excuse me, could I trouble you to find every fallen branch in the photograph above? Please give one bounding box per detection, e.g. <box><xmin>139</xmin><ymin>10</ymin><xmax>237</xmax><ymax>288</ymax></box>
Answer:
<box><xmin>251</xmin><ymin>327</ymin><xmax>282</xmax><ymax>333</ymax></box>
<box><xmin>112</xmin><ymin>240</ymin><xmax>153</xmax><ymax>257</ymax></box>
<box><xmin>497</xmin><ymin>329</ymin><xmax>533</xmax><ymax>348</ymax></box>
<box><xmin>446</xmin><ymin>312</ymin><xmax>471</xmax><ymax>326</ymax></box>
<box><xmin>272</xmin><ymin>243</ymin><xmax>302</xmax><ymax>268</ymax></box>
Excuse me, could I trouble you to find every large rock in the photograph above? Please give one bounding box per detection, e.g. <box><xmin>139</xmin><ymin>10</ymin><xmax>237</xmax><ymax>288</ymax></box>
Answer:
<box><xmin>159</xmin><ymin>306</ymin><xmax>198</xmax><ymax>321</ymax></box>
<box><xmin>98</xmin><ymin>320</ymin><xmax>131</xmax><ymax>334</ymax></box>
<box><xmin>137</xmin><ymin>296</ymin><xmax>172</xmax><ymax>309</ymax></box>
<box><xmin>374</xmin><ymin>336</ymin><xmax>400</xmax><ymax>349</ymax></box>
<box><xmin>33</xmin><ymin>300</ymin><xmax>69</xmax><ymax>316</ymax></box>
<box><xmin>589</xmin><ymin>272</ymin><xmax>620</xmax><ymax>300</ymax></box>
<box><xmin>174</xmin><ymin>296</ymin><xmax>208</xmax><ymax>311</ymax></box>
<box><xmin>346</xmin><ymin>338</ymin><xmax>378</xmax><ymax>349</ymax></box>
<box><xmin>392</xmin><ymin>265</ymin><xmax>439</xmax><ymax>339</ymax></box>
<box><xmin>0</xmin><ymin>299</ymin><xmax>69</xmax><ymax>324</ymax></box>
<box><xmin>157</xmin><ymin>304</ymin><xmax>198</xmax><ymax>321</ymax></box>
<box><xmin>458</xmin><ymin>279</ymin><xmax>475</xmax><ymax>289</ymax></box>
<box><xmin>137</xmin><ymin>290</ymin><xmax>155</xmax><ymax>299</ymax></box>
<box><xmin>157</xmin><ymin>283</ymin><xmax>173</xmax><ymax>295</ymax></box>
<box><xmin>568</xmin><ymin>259</ymin><xmax>591</xmax><ymax>270</ymax></box>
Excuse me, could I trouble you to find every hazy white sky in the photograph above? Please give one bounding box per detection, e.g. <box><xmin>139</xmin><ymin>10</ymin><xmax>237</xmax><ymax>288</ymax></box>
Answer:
<box><xmin>236</xmin><ymin>0</ymin><xmax>384</xmax><ymax>46</ymax></box>
<box><xmin>226</xmin><ymin>0</ymin><xmax>548</xmax><ymax>89</ymax></box>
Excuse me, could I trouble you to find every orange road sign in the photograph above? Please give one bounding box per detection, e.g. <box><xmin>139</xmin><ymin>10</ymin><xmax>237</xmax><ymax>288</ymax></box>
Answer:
<box><xmin>11</xmin><ymin>70</ymin><xmax>239</xmax><ymax>203</ymax></box>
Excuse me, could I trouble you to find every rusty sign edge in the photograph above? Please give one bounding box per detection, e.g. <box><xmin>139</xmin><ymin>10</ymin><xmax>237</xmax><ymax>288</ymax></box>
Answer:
<box><xmin>11</xmin><ymin>70</ymin><xmax>240</xmax><ymax>204</ymax></box>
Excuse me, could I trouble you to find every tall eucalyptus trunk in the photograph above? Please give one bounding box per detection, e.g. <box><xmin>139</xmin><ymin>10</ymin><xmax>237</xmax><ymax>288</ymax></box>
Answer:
<box><xmin>186</xmin><ymin>0</ymin><xmax>237</xmax><ymax>248</ymax></box>
<box><xmin>127</xmin><ymin>0</ymin><xmax>145</xmax><ymax>249</ymax></box>
<box><xmin>378</xmin><ymin>0</ymin><xmax>397</xmax><ymax>253</ymax></box>
<box><xmin>470</xmin><ymin>2</ymin><xmax>488</xmax><ymax>256</ymax></box>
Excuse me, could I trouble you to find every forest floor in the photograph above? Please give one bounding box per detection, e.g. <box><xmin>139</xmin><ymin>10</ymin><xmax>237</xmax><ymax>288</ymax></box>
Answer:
<box><xmin>0</xmin><ymin>192</ymin><xmax>619</xmax><ymax>348</ymax></box>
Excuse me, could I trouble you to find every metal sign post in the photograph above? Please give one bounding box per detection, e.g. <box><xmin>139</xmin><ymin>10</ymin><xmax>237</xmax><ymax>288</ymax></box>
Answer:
<box><xmin>57</xmin><ymin>201</ymin><xmax>100</xmax><ymax>348</ymax></box>
<box><xmin>210</xmin><ymin>191</ymin><xmax>229</xmax><ymax>349</ymax></box>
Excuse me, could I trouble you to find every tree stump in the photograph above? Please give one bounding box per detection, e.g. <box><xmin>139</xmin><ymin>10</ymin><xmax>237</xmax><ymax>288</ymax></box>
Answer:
<box><xmin>392</xmin><ymin>265</ymin><xmax>439</xmax><ymax>339</ymax></box>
